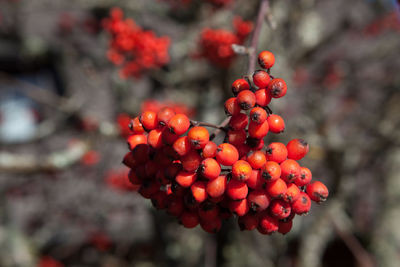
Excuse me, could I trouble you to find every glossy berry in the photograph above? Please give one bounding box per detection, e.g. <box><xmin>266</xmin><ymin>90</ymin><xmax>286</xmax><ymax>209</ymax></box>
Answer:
<box><xmin>237</xmin><ymin>90</ymin><xmax>256</xmax><ymax>110</ymax></box>
<box><xmin>127</xmin><ymin>134</ymin><xmax>147</xmax><ymax>151</ymax></box>
<box><xmin>227</xmin><ymin>129</ymin><xmax>247</xmax><ymax>146</ymax></box>
<box><xmin>280</xmin><ymin>159</ymin><xmax>301</xmax><ymax>183</ymax></box>
<box><xmin>198</xmin><ymin>201</ymin><xmax>219</xmax><ymax>221</ymax></box>
<box><xmin>140</xmin><ymin>111</ymin><xmax>158</xmax><ymax>131</ymax></box>
<box><xmin>267</xmin><ymin>114</ymin><xmax>285</xmax><ymax>133</ymax></box>
<box><xmin>229</xmin><ymin>198</ymin><xmax>249</xmax><ymax>216</ymax></box>
<box><xmin>161</xmin><ymin>128</ymin><xmax>179</xmax><ymax>145</ymax></box>
<box><xmin>258</xmin><ymin>212</ymin><xmax>279</xmax><ymax>235</ymax></box>
<box><xmin>246</xmin><ymin>170</ymin><xmax>265</xmax><ymax>190</ymax></box>
<box><xmin>216</xmin><ymin>143</ymin><xmax>239</xmax><ymax>166</ymax></box>
<box><xmin>278</xmin><ymin>220</ymin><xmax>293</xmax><ymax>234</ymax></box>
<box><xmin>306</xmin><ymin>181</ymin><xmax>329</xmax><ymax>203</ymax></box>
<box><xmin>188</xmin><ymin>126</ymin><xmax>210</xmax><ymax>149</ymax></box>
<box><xmin>229</xmin><ymin>113</ymin><xmax>249</xmax><ymax>130</ymax></box>
<box><xmin>248</xmin><ymin>120</ymin><xmax>269</xmax><ymax>139</ymax></box>
<box><xmin>176</xmin><ymin>171</ymin><xmax>197</xmax><ymax>188</ymax></box>
<box><xmin>173</xmin><ymin>136</ymin><xmax>191</xmax><ymax>156</ymax></box>
<box><xmin>295</xmin><ymin>166</ymin><xmax>312</xmax><ymax>186</ymax></box>
<box><xmin>168</xmin><ymin>114</ymin><xmax>190</xmax><ymax>135</ymax></box>
<box><xmin>180</xmin><ymin>150</ymin><xmax>202</xmax><ymax>172</ymax></box>
<box><xmin>253</xmin><ymin>70</ymin><xmax>271</xmax><ymax>88</ymax></box>
<box><xmin>200</xmin><ymin>217</ymin><xmax>222</xmax><ymax>234</ymax></box>
<box><xmin>232</xmin><ymin>160</ymin><xmax>253</xmax><ymax>181</ymax></box>
<box><xmin>157</xmin><ymin>107</ymin><xmax>175</xmax><ymax>126</ymax></box>
<box><xmin>247</xmin><ymin>150</ymin><xmax>267</xmax><ymax>169</ymax></box>
<box><xmin>268</xmin><ymin>78</ymin><xmax>287</xmax><ymax>98</ymax></box>
<box><xmin>148</xmin><ymin>129</ymin><xmax>163</xmax><ymax>149</ymax></box>
<box><xmin>258</xmin><ymin>50</ymin><xmax>275</xmax><ymax>69</ymax></box>
<box><xmin>226</xmin><ymin>179</ymin><xmax>248</xmax><ymax>200</ymax></box>
<box><xmin>283</xmin><ymin>183</ymin><xmax>301</xmax><ymax>203</ymax></box>
<box><xmin>202</xmin><ymin>141</ymin><xmax>217</xmax><ymax>158</ymax></box>
<box><xmin>250</xmin><ymin>107</ymin><xmax>268</xmax><ymax>124</ymax></box>
<box><xmin>287</xmin><ymin>139</ymin><xmax>309</xmax><ymax>160</ymax></box>
<box><xmin>231</xmin><ymin>78</ymin><xmax>250</xmax><ymax>96</ymax></box>
<box><xmin>269</xmin><ymin>200</ymin><xmax>291</xmax><ymax>219</ymax></box>
<box><xmin>248</xmin><ymin>190</ymin><xmax>270</xmax><ymax>211</ymax></box>
<box><xmin>255</xmin><ymin>88</ymin><xmax>272</xmax><ymax>107</ymax></box>
<box><xmin>266</xmin><ymin>142</ymin><xmax>288</xmax><ymax>163</ymax></box>
<box><xmin>261</xmin><ymin>161</ymin><xmax>281</xmax><ymax>181</ymax></box>
<box><xmin>129</xmin><ymin>117</ymin><xmax>145</xmax><ymax>134</ymax></box>
<box><xmin>224</xmin><ymin>97</ymin><xmax>241</xmax><ymax>116</ymax></box>
<box><xmin>238</xmin><ymin>213</ymin><xmax>258</xmax><ymax>231</ymax></box>
<box><xmin>266</xmin><ymin>178</ymin><xmax>287</xmax><ymax>198</ymax></box>
<box><xmin>206</xmin><ymin>175</ymin><xmax>227</xmax><ymax>198</ymax></box>
<box><xmin>292</xmin><ymin>192</ymin><xmax>311</xmax><ymax>215</ymax></box>
<box><xmin>191</xmin><ymin>181</ymin><xmax>207</xmax><ymax>202</ymax></box>
<box><xmin>200</xmin><ymin>158</ymin><xmax>221</xmax><ymax>180</ymax></box>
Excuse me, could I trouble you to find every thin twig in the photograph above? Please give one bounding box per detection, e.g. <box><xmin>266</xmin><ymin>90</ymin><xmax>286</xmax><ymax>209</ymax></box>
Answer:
<box><xmin>209</xmin><ymin>117</ymin><xmax>231</xmax><ymax>141</ymax></box>
<box><xmin>248</xmin><ymin>0</ymin><xmax>270</xmax><ymax>75</ymax></box>
<box><xmin>190</xmin><ymin>120</ymin><xmax>227</xmax><ymax>130</ymax></box>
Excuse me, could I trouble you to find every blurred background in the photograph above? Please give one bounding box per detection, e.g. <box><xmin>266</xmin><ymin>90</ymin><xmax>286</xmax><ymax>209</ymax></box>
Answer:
<box><xmin>0</xmin><ymin>0</ymin><xmax>399</xmax><ymax>266</ymax></box>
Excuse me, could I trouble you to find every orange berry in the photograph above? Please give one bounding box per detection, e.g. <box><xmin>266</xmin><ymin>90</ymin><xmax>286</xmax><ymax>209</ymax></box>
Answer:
<box><xmin>176</xmin><ymin>171</ymin><xmax>197</xmax><ymax>188</ymax></box>
<box><xmin>267</xmin><ymin>114</ymin><xmax>285</xmax><ymax>133</ymax></box>
<box><xmin>248</xmin><ymin>120</ymin><xmax>269</xmax><ymax>139</ymax></box>
<box><xmin>216</xmin><ymin>143</ymin><xmax>239</xmax><ymax>166</ymax></box>
<box><xmin>232</xmin><ymin>160</ymin><xmax>253</xmax><ymax>181</ymax></box>
<box><xmin>266</xmin><ymin>178</ymin><xmax>287</xmax><ymax>198</ymax></box>
<box><xmin>147</xmin><ymin>128</ymin><xmax>163</xmax><ymax>149</ymax></box>
<box><xmin>129</xmin><ymin>116</ymin><xmax>145</xmax><ymax>134</ymax></box>
<box><xmin>157</xmin><ymin>107</ymin><xmax>175</xmax><ymax>126</ymax></box>
<box><xmin>180</xmin><ymin>150</ymin><xmax>202</xmax><ymax>172</ymax></box>
<box><xmin>247</xmin><ymin>190</ymin><xmax>270</xmax><ymax>211</ymax></box>
<box><xmin>140</xmin><ymin>111</ymin><xmax>158</xmax><ymax>131</ymax></box>
<box><xmin>266</xmin><ymin>142</ymin><xmax>288</xmax><ymax>163</ymax></box>
<box><xmin>127</xmin><ymin>134</ymin><xmax>147</xmax><ymax>150</ymax></box>
<box><xmin>173</xmin><ymin>136</ymin><xmax>191</xmax><ymax>156</ymax></box>
<box><xmin>261</xmin><ymin>161</ymin><xmax>281</xmax><ymax>181</ymax></box>
<box><xmin>292</xmin><ymin>192</ymin><xmax>311</xmax><ymax>215</ymax></box>
<box><xmin>253</xmin><ymin>70</ymin><xmax>271</xmax><ymax>88</ymax></box>
<box><xmin>258</xmin><ymin>50</ymin><xmax>275</xmax><ymax>69</ymax></box>
<box><xmin>250</xmin><ymin>107</ymin><xmax>267</xmax><ymax>124</ymax></box>
<box><xmin>229</xmin><ymin>198</ymin><xmax>249</xmax><ymax>216</ymax></box>
<box><xmin>231</xmin><ymin>78</ymin><xmax>250</xmax><ymax>96</ymax></box>
<box><xmin>188</xmin><ymin>126</ymin><xmax>209</xmax><ymax>149</ymax></box>
<box><xmin>268</xmin><ymin>78</ymin><xmax>287</xmax><ymax>98</ymax></box>
<box><xmin>247</xmin><ymin>150</ymin><xmax>267</xmax><ymax>169</ymax></box>
<box><xmin>246</xmin><ymin>170</ymin><xmax>265</xmax><ymax>190</ymax></box>
<box><xmin>206</xmin><ymin>175</ymin><xmax>227</xmax><ymax>198</ymax></box>
<box><xmin>284</xmin><ymin>183</ymin><xmax>301</xmax><ymax>203</ymax></box>
<box><xmin>287</xmin><ymin>139</ymin><xmax>309</xmax><ymax>160</ymax></box>
<box><xmin>280</xmin><ymin>159</ymin><xmax>301</xmax><ymax>183</ymax></box>
<box><xmin>168</xmin><ymin>113</ymin><xmax>190</xmax><ymax>135</ymax></box>
<box><xmin>237</xmin><ymin>90</ymin><xmax>256</xmax><ymax>110</ymax></box>
<box><xmin>202</xmin><ymin>141</ymin><xmax>217</xmax><ymax>158</ymax></box>
<box><xmin>269</xmin><ymin>199</ymin><xmax>291</xmax><ymax>219</ymax></box>
<box><xmin>226</xmin><ymin>179</ymin><xmax>248</xmax><ymax>200</ymax></box>
<box><xmin>200</xmin><ymin>158</ymin><xmax>221</xmax><ymax>180</ymax></box>
<box><xmin>191</xmin><ymin>181</ymin><xmax>207</xmax><ymax>202</ymax></box>
<box><xmin>306</xmin><ymin>181</ymin><xmax>329</xmax><ymax>203</ymax></box>
<box><xmin>255</xmin><ymin>88</ymin><xmax>272</xmax><ymax>107</ymax></box>
<box><xmin>224</xmin><ymin>97</ymin><xmax>241</xmax><ymax>116</ymax></box>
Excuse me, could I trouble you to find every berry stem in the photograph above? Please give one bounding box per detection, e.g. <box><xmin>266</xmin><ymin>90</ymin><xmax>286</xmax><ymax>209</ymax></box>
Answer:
<box><xmin>248</xmin><ymin>0</ymin><xmax>271</xmax><ymax>75</ymax></box>
<box><xmin>209</xmin><ymin>117</ymin><xmax>231</xmax><ymax>141</ymax></box>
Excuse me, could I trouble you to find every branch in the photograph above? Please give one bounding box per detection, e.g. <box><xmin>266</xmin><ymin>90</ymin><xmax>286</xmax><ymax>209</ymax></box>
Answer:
<box><xmin>209</xmin><ymin>117</ymin><xmax>231</xmax><ymax>141</ymax></box>
<box><xmin>247</xmin><ymin>0</ymin><xmax>271</xmax><ymax>74</ymax></box>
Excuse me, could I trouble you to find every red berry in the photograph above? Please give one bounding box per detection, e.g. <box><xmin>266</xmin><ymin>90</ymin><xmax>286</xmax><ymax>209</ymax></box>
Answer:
<box><xmin>266</xmin><ymin>142</ymin><xmax>288</xmax><ymax>163</ymax></box>
<box><xmin>161</xmin><ymin>127</ymin><xmax>179</xmax><ymax>145</ymax></box>
<box><xmin>127</xmin><ymin>134</ymin><xmax>147</xmax><ymax>151</ymax></box>
<box><xmin>295</xmin><ymin>166</ymin><xmax>312</xmax><ymax>186</ymax></box>
<box><xmin>258</xmin><ymin>51</ymin><xmax>275</xmax><ymax>69</ymax></box>
<box><xmin>147</xmin><ymin>128</ymin><xmax>163</xmax><ymax>149</ymax></box>
<box><xmin>269</xmin><ymin>199</ymin><xmax>291</xmax><ymax>219</ymax></box>
<box><xmin>267</xmin><ymin>114</ymin><xmax>285</xmax><ymax>133</ymax></box>
<box><xmin>252</xmin><ymin>70</ymin><xmax>271</xmax><ymax>88</ymax></box>
<box><xmin>129</xmin><ymin>116</ymin><xmax>145</xmax><ymax>134</ymax></box>
<box><xmin>231</xmin><ymin>78</ymin><xmax>250</xmax><ymax>95</ymax></box>
<box><xmin>237</xmin><ymin>90</ymin><xmax>256</xmax><ymax>110</ymax></box>
<box><xmin>224</xmin><ymin>97</ymin><xmax>241</xmax><ymax>116</ymax></box>
<box><xmin>248</xmin><ymin>120</ymin><xmax>269</xmax><ymax>139</ymax></box>
<box><xmin>176</xmin><ymin>171</ymin><xmax>197</xmax><ymax>188</ymax></box>
<box><xmin>258</xmin><ymin>212</ymin><xmax>279</xmax><ymax>234</ymax></box>
<box><xmin>247</xmin><ymin>150</ymin><xmax>267</xmax><ymax>169</ymax></box>
<box><xmin>246</xmin><ymin>170</ymin><xmax>265</xmax><ymax>190</ymax></box>
<box><xmin>202</xmin><ymin>141</ymin><xmax>217</xmax><ymax>158</ymax></box>
<box><xmin>157</xmin><ymin>107</ymin><xmax>175</xmax><ymax>126</ymax></box>
<box><xmin>268</xmin><ymin>78</ymin><xmax>287</xmax><ymax>98</ymax></box>
<box><xmin>180</xmin><ymin>211</ymin><xmax>199</xmax><ymax>228</ymax></box>
<box><xmin>266</xmin><ymin>178</ymin><xmax>287</xmax><ymax>198</ymax></box>
<box><xmin>206</xmin><ymin>175</ymin><xmax>227</xmax><ymax>198</ymax></box>
<box><xmin>191</xmin><ymin>181</ymin><xmax>207</xmax><ymax>202</ymax></box>
<box><xmin>226</xmin><ymin>179</ymin><xmax>248</xmax><ymax>200</ymax></box>
<box><xmin>250</xmin><ymin>107</ymin><xmax>268</xmax><ymax>124</ymax></box>
<box><xmin>216</xmin><ymin>143</ymin><xmax>239</xmax><ymax>166</ymax></box>
<box><xmin>283</xmin><ymin>183</ymin><xmax>301</xmax><ymax>203</ymax></box>
<box><xmin>168</xmin><ymin>114</ymin><xmax>190</xmax><ymax>135</ymax></box>
<box><xmin>173</xmin><ymin>136</ymin><xmax>191</xmax><ymax>156</ymax></box>
<box><xmin>278</xmin><ymin>220</ymin><xmax>293</xmax><ymax>234</ymax></box>
<box><xmin>200</xmin><ymin>158</ymin><xmax>221</xmax><ymax>180</ymax></box>
<box><xmin>229</xmin><ymin>198</ymin><xmax>249</xmax><ymax>216</ymax></box>
<box><xmin>255</xmin><ymin>88</ymin><xmax>272</xmax><ymax>107</ymax></box>
<box><xmin>292</xmin><ymin>192</ymin><xmax>311</xmax><ymax>215</ymax></box>
<box><xmin>229</xmin><ymin>113</ymin><xmax>248</xmax><ymax>130</ymax></box>
<box><xmin>198</xmin><ymin>201</ymin><xmax>219</xmax><ymax>221</ymax></box>
<box><xmin>232</xmin><ymin>160</ymin><xmax>253</xmax><ymax>181</ymax></box>
<box><xmin>280</xmin><ymin>159</ymin><xmax>301</xmax><ymax>183</ymax></box>
<box><xmin>188</xmin><ymin>126</ymin><xmax>209</xmax><ymax>149</ymax></box>
<box><xmin>287</xmin><ymin>139</ymin><xmax>309</xmax><ymax>160</ymax></box>
<box><xmin>180</xmin><ymin>150</ymin><xmax>202</xmax><ymax>172</ymax></box>
<box><xmin>227</xmin><ymin>129</ymin><xmax>247</xmax><ymax>146</ymax></box>
<box><xmin>200</xmin><ymin>217</ymin><xmax>222</xmax><ymax>233</ymax></box>
<box><xmin>140</xmin><ymin>111</ymin><xmax>158</xmax><ymax>131</ymax></box>
<box><xmin>248</xmin><ymin>190</ymin><xmax>270</xmax><ymax>211</ymax></box>
<box><xmin>306</xmin><ymin>181</ymin><xmax>329</xmax><ymax>203</ymax></box>
<box><xmin>238</xmin><ymin>213</ymin><xmax>259</xmax><ymax>231</ymax></box>
<box><xmin>261</xmin><ymin>161</ymin><xmax>281</xmax><ymax>181</ymax></box>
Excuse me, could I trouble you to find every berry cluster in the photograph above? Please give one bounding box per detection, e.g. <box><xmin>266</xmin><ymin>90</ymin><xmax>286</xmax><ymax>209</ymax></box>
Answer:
<box><xmin>122</xmin><ymin>51</ymin><xmax>328</xmax><ymax>234</ymax></box>
<box><xmin>197</xmin><ymin>17</ymin><xmax>253</xmax><ymax>68</ymax></box>
<box><xmin>103</xmin><ymin>8</ymin><xmax>170</xmax><ymax>78</ymax></box>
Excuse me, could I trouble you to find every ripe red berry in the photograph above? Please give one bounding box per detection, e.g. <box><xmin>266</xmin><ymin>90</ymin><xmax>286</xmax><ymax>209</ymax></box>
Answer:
<box><xmin>198</xmin><ymin>201</ymin><xmax>220</xmax><ymax>221</ymax></box>
<box><xmin>258</xmin><ymin>212</ymin><xmax>279</xmax><ymax>234</ymax></box>
<box><xmin>157</xmin><ymin>107</ymin><xmax>175</xmax><ymax>126</ymax></box>
<box><xmin>200</xmin><ymin>217</ymin><xmax>222</xmax><ymax>233</ymax></box>
<box><xmin>246</xmin><ymin>170</ymin><xmax>265</xmax><ymax>190</ymax></box>
<box><xmin>292</xmin><ymin>192</ymin><xmax>311</xmax><ymax>215</ymax></box>
<box><xmin>164</xmin><ymin>162</ymin><xmax>182</xmax><ymax>180</ymax></box>
<box><xmin>188</xmin><ymin>126</ymin><xmax>210</xmax><ymax>149</ymax></box>
<box><xmin>280</xmin><ymin>159</ymin><xmax>301</xmax><ymax>183</ymax></box>
<box><xmin>151</xmin><ymin>191</ymin><xmax>169</xmax><ymax>210</ymax></box>
<box><xmin>131</xmin><ymin>144</ymin><xmax>151</xmax><ymax>164</ymax></box>
<box><xmin>180</xmin><ymin>211</ymin><xmax>199</xmax><ymax>228</ymax></box>
<box><xmin>229</xmin><ymin>198</ymin><xmax>249</xmax><ymax>216</ymax></box>
<box><xmin>140</xmin><ymin>111</ymin><xmax>158</xmax><ymax>131</ymax></box>
<box><xmin>278</xmin><ymin>220</ymin><xmax>293</xmax><ymax>234</ymax></box>
<box><xmin>306</xmin><ymin>181</ymin><xmax>329</xmax><ymax>203</ymax></box>
<box><xmin>226</xmin><ymin>179</ymin><xmax>248</xmax><ymax>200</ymax></box>
<box><xmin>238</xmin><ymin>213</ymin><xmax>258</xmax><ymax>231</ymax></box>
<box><xmin>191</xmin><ymin>181</ymin><xmax>207</xmax><ymax>202</ymax></box>
<box><xmin>224</xmin><ymin>97</ymin><xmax>241</xmax><ymax>116</ymax></box>
<box><xmin>258</xmin><ymin>50</ymin><xmax>275</xmax><ymax>69</ymax></box>
<box><xmin>216</xmin><ymin>143</ymin><xmax>239</xmax><ymax>166</ymax></box>
<box><xmin>173</xmin><ymin>136</ymin><xmax>191</xmax><ymax>156</ymax></box>
<box><xmin>261</xmin><ymin>161</ymin><xmax>281</xmax><ymax>181</ymax></box>
<box><xmin>167</xmin><ymin>196</ymin><xmax>184</xmax><ymax>216</ymax></box>
<box><xmin>227</xmin><ymin>129</ymin><xmax>247</xmax><ymax>146</ymax></box>
<box><xmin>268</xmin><ymin>78</ymin><xmax>287</xmax><ymax>98</ymax></box>
<box><xmin>250</xmin><ymin>107</ymin><xmax>267</xmax><ymax>124</ymax></box>
<box><xmin>287</xmin><ymin>139</ymin><xmax>309</xmax><ymax>160</ymax></box>
<box><xmin>232</xmin><ymin>160</ymin><xmax>253</xmax><ymax>181</ymax></box>
<box><xmin>147</xmin><ymin>128</ymin><xmax>163</xmax><ymax>149</ymax></box>
<box><xmin>229</xmin><ymin>113</ymin><xmax>248</xmax><ymax>130</ymax></box>
<box><xmin>206</xmin><ymin>175</ymin><xmax>227</xmax><ymax>198</ymax></box>
<box><xmin>161</xmin><ymin>127</ymin><xmax>179</xmax><ymax>145</ymax></box>
<box><xmin>180</xmin><ymin>150</ymin><xmax>202</xmax><ymax>172</ymax></box>
<box><xmin>247</xmin><ymin>150</ymin><xmax>267</xmax><ymax>169</ymax></box>
<box><xmin>267</xmin><ymin>114</ymin><xmax>285</xmax><ymax>133</ymax></box>
<box><xmin>129</xmin><ymin>116</ymin><xmax>145</xmax><ymax>134</ymax></box>
<box><xmin>266</xmin><ymin>178</ymin><xmax>287</xmax><ymax>198</ymax></box>
<box><xmin>237</xmin><ymin>90</ymin><xmax>256</xmax><ymax>110</ymax></box>
<box><xmin>200</xmin><ymin>158</ymin><xmax>221</xmax><ymax>179</ymax></box>
<box><xmin>266</xmin><ymin>142</ymin><xmax>288</xmax><ymax>163</ymax></box>
<box><xmin>168</xmin><ymin>114</ymin><xmax>190</xmax><ymax>135</ymax></box>
<box><xmin>252</xmin><ymin>70</ymin><xmax>271</xmax><ymax>88</ymax></box>
<box><xmin>231</xmin><ymin>78</ymin><xmax>250</xmax><ymax>95</ymax></box>
<box><xmin>202</xmin><ymin>141</ymin><xmax>217</xmax><ymax>158</ymax></box>
<box><xmin>295</xmin><ymin>166</ymin><xmax>312</xmax><ymax>186</ymax></box>
<box><xmin>269</xmin><ymin>199</ymin><xmax>291</xmax><ymax>219</ymax></box>
<box><xmin>248</xmin><ymin>190</ymin><xmax>270</xmax><ymax>212</ymax></box>
<box><xmin>176</xmin><ymin>171</ymin><xmax>197</xmax><ymax>188</ymax></box>
<box><xmin>139</xmin><ymin>180</ymin><xmax>160</xmax><ymax>199</ymax></box>
<box><xmin>127</xmin><ymin>134</ymin><xmax>147</xmax><ymax>150</ymax></box>
<box><xmin>255</xmin><ymin>88</ymin><xmax>272</xmax><ymax>107</ymax></box>
<box><xmin>283</xmin><ymin>183</ymin><xmax>301</xmax><ymax>203</ymax></box>
<box><xmin>248</xmin><ymin>120</ymin><xmax>269</xmax><ymax>139</ymax></box>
